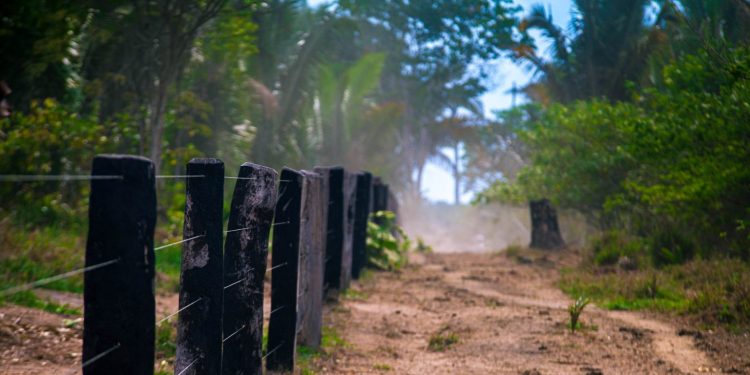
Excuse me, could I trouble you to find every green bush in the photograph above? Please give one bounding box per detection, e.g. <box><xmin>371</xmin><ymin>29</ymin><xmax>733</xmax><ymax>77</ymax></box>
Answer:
<box><xmin>366</xmin><ymin>211</ymin><xmax>411</xmax><ymax>271</ymax></box>
<box><xmin>590</xmin><ymin>230</ymin><xmax>644</xmax><ymax>266</ymax></box>
<box><xmin>0</xmin><ymin>99</ymin><xmax>137</xmax><ymax>227</ymax></box>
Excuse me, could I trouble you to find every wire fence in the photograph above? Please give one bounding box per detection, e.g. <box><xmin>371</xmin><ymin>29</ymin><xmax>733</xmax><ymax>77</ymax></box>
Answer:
<box><xmin>0</xmin><ymin>156</ymin><xmax>391</xmax><ymax>374</ymax></box>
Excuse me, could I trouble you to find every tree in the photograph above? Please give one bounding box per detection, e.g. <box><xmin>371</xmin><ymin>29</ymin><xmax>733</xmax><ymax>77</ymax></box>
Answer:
<box><xmin>81</xmin><ymin>0</ymin><xmax>227</xmax><ymax>171</ymax></box>
<box><xmin>515</xmin><ymin>0</ymin><xmax>671</xmax><ymax>103</ymax></box>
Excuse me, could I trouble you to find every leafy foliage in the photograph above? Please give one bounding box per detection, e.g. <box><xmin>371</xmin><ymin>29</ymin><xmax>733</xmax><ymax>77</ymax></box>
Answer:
<box><xmin>481</xmin><ymin>48</ymin><xmax>750</xmax><ymax>263</ymax></box>
<box><xmin>366</xmin><ymin>211</ymin><xmax>411</xmax><ymax>271</ymax></box>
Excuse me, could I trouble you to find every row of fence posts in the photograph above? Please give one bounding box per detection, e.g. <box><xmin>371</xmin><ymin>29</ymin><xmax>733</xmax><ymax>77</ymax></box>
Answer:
<box><xmin>82</xmin><ymin>155</ymin><xmax>395</xmax><ymax>375</ymax></box>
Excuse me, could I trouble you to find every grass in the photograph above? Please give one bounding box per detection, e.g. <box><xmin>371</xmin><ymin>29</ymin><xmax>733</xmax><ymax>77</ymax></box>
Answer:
<box><xmin>342</xmin><ymin>288</ymin><xmax>368</xmax><ymax>301</ymax></box>
<box><xmin>296</xmin><ymin>325</ymin><xmax>350</xmax><ymax>374</ymax></box>
<box><xmin>373</xmin><ymin>363</ymin><xmax>393</xmax><ymax>371</ymax></box>
<box><xmin>560</xmin><ymin>257</ymin><xmax>750</xmax><ymax>329</ymax></box>
<box><xmin>427</xmin><ymin>332</ymin><xmax>459</xmax><ymax>351</ymax></box>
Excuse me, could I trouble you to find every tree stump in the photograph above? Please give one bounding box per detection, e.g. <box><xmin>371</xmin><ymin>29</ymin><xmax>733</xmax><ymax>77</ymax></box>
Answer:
<box><xmin>529</xmin><ymin>199</ymin><xmax>565</xmax><ymax>249</ymax></box>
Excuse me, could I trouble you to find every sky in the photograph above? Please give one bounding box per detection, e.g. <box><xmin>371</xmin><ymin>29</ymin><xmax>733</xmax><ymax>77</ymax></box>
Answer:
<box><xmin>307</xmin><ymin>0</ymin><xmax>574</xmax><ymax>203</ymax></box>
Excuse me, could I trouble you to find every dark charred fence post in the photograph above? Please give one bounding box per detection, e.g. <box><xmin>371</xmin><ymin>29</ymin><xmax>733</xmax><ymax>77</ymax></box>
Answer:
<box><xmin>84</xmin><ymin>155</ymin><xmax>156</xmax><ymax>375</ymax></box>
<box><xmin>529</xmin><ymin>198</ymin><xmax>565</xmax><ymax>249</ymax></box>
<box><xmin>352</xmin><ymin>172</ymin><xmax>372</xmax><ymax>279</ymax></box>
<box><xmin>221</xmin><ymin>163</ymin><xmax>277</xmax><ymax>375</ymax></box>
<box><xmin>297</xmin><ymin>171</ymin><xmax>326</xmax><ymax>348</ymax></box>
<box><xmin>267</xmin><ymin>168</ymin><xmax>303</xmax><ymax>373</ymax></box>
<box><xmin>372</xmin><ymin>179</ymin><xmax>389</xmax><ymax>214</ymax></box>
<box><xmin>314</xmin><ymin>166</ymin><xmax>344</xmax><ymax>297</ymax></box>
<box><xmin>341</xmin><ymin>171</ymin><xmax>358</xmax><ymax>290</ymax></box>
<box><xmin>175</xmin><ymin>158</ymin><xmax>225</xmax><ymax>375</ymax></box>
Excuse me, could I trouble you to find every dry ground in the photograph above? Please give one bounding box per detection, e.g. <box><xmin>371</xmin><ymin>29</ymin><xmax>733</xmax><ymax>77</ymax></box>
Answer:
<box><xmin>1</xmin><ymin>250</ymin><xmax>749</xmax><ymax>374</ymax></box>
<box><xmin>314</xmin><ymin>251</ymin><xmax>749</xmax><ymax>374</ymax></box>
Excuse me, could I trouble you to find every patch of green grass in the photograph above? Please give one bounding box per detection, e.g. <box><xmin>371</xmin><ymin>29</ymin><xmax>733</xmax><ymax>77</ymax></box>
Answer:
<box><xmin>342</xmin><ymin>288</ymin><xmax>368</xmax><ymax>301</ymax></box>
<box><xmin>297</xmin><ymin>344</ymin><xmax>318</xmax><ymax>375</ymax></box>
<box><xmin>560</xmin><ymin>258</ymin><xmax>750</xmax><ymax>328</ymax></box>
<box><xmin>154</xmin><ymin>244</ymin><xmax>182</xmax><ymax>293</ymax></box>
<box><xmin>294</xmin><ymin>326</ymin><xmax>349</xmax><ymax>374</ymax></box>
<box><xmin>373</xmin><ymin>363</ymin><xmax>393</xmax><ymax>371</ymax></box>
<box><xmin>427</xmin><ymin>332</ymin><xmax>459</xmax><ymax>352</ymax></box>
<box><xmin>0</xmin><ymin>222</ymin><xmax>87</xmax><ymax>294</ymax></box>
<box><xmin>321</xmin><ymin>325</ymin><xmax>348</xmax><ymax>349</ymax></box>
<box><xmin>0</xmin><ymin>290</ymin><xmax>80</xmax><ymax>315</ymax></box>
<box><xmin>155</xmin><ymin>321</ymin><xmax>177</xmax><ymax>360</ymax></box>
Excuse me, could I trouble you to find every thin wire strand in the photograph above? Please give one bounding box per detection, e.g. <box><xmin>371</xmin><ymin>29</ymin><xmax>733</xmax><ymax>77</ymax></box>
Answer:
<box><xmin>154</xmin><ymin>235</ymin><xmax>205</xmax><ymax>251</ymax></box>
<box><xmin>223</xmin><ymin>278</ymin><xmax>245</xmax><ymax>290</ymax></box>
<box><xmin>0</xmin><ymin>175</ymin><xmax>123</xmax><ymax>182</ymax></box>
<box><xmin>223</xmin><ymin>324</ymin><xmax>246</xmax><ymax>343</ymax></box>
<box><xmin>269</xmin><ymin>305</ymin><xmax>285</xmax><ymax>316</ymax></box>
<box><xmin>157</xmin><ymin>297</ymin><xmax>203</xmax><ymax>325</ymax></box>
<box><xmin>0</xmin><ymin>259</ymin><xmax>119</xmax><ymax>297</ymax></box>
<box><xmin>262</xmin><ymin>342</ymin><xmax>284</xmax><ymax>360</ymax></box>
<box><xmin>225</xmin><ymin>176</ymin><xmax>255</xmax><ymax>180</ymax></box>
<box><xmin>225</xmin><ymin>227</ymin><xmax>252</xmax><ymax>234</ymax></box>
<box><xmin>266</xmin><ymin>262</ymin><xmax>287</xmax><ymax>273</ymax></box>
<box><xmin>65</xmin><ymin>342</ymin><xmax>121</xmax><ymax>375</ymax></box>
<box><xmin>272</xmin><ymin>221</ymin><xmax>290</xmax><ymax>226</ymax></box>
<box><xmin>156</xmin><ymin>175</ymin><xmax>205</xmax><ymax>179</ymax></box>
<box><xmin>176</xmin><ymin>358</ymin><xmax>199</xmax><ymax>375</ymax></box>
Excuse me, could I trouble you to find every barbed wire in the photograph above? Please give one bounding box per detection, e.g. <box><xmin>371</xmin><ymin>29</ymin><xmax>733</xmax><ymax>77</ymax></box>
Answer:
<box><xmin>157</xmin><ymin>297</ymin><xmax>204</xmax><ymax>325</ymax></box>
<box><xmin>176</xmin><ymin>358</ymin><xmax>199</xmax><ymax>375</ymax></box>
<box><xmin>0</xmin><ymin>175</ymin><xmax>123</xmax><ymax>182</ymax></box>
<box><xmin>262</xmin><ymin>342</ymin><xmax>284</xmax><ymax>360</ymax></box>
<box><xmin>0</xmin><ymin>259</ymin><xmax>119</xmax><ymax>297</ymax></box>
<box><xmin>64</xmin><ymin>342</ymin><xmax>121</xmax><ymax>375</ymax></box>
<box><xmin>154</xmin><ymin>235</ymin><xmax>205</xmax><ymax>252</ymax></box>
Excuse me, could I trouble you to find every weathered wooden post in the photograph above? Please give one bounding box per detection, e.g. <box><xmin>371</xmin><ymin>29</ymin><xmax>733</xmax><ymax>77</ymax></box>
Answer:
<box><xmin>83</xmin><ymin>155</ymin><xmax>156</xmax><ymax>375</ymax></box>
<box><xmin>352</xmin><ymin>172</ymin><xmax>372</xmax><ymax>279</ymax></box>
<box><xmin>267</xmin><ymin>168</ymin><xmax>303</xmax><ymax>373</ymax></box>
<box><xmin>221</xmin><ymin>163</ymin><xmax>277</xmax><ymax>375</ymax></box>
<box><xmin>529</xmin><ymin>198</ymin><xmax>565</xmax><ymax>249</ymax></box>
<box><xmin>314</xmin><ymin>166</ymin><xmax>345</xmax><ymax>297</ymax></box>
<box><xmin>297</xmin><ymin>171</ymin><xmax>326</xmax><ymax>348</ymax></box>
<box><xmin>341</xmin><ymin>171</ymin><xmax>358</xmax><ymax>290</ymax></box>
<box><xmin>175</xmin><ymin>158</ymin><xmax>225</xmax><ymax>375</ymax></box>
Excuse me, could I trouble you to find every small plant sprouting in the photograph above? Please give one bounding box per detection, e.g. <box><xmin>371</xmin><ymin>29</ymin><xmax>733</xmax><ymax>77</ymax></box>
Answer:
<box><xmin>568</xmin><ymin>296</ymin><xmax>590</xmax><ymax>333</ymax></box>
<box><xmin>427</xmin><ymin>332</ymin><xmax>459</xmax><ymax>351</ymax></box>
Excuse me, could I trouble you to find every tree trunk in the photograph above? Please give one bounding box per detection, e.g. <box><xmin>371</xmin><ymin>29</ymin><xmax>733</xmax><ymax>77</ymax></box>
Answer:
<box><xmin>529</xmin><ymin>199</ymin><xmax>565</xmax><ymax>249</ymax></box>
<box><xmin>453</xmin><ymin>141</ymin><xmax>460</xmax><ymax>205</ymax></box>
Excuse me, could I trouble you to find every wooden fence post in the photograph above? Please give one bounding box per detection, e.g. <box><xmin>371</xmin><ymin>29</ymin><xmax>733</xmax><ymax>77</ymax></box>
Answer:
<box><xmin>267</xmin><ymin>168</ymin><xmax>303</xmax><ymax>373</ymax></box>
<box><xmin>352</xmin><ymin>172</ymin><xmax>372</xmax><ymax>279</ymax></box>
<box><xmin>175</xmin><ymin>158</ymin><xmax>225</xmax><ymax>375</ymax></box>
<box><xmin>221</xmin><ymin>163</ymin><xmax>277</xmax><ymax>375</ymax></box>
<box><xmin>83</xmin><ymin>155</ymin><xmax>156</xmax><ymax>375</ymax></box>
<box><xmin>341</xmin><ymin>171</ymin><xmax>358</xmax><ymax>290</ymax></box>
<box><xmin>297</xmin><ymin>171</ymin><xmax>326</xmax><ymax>348</ymax></box>
<box><xmin>314</xmin><ymin>166</ymin><xmax>344</xmax><ymax>297</ymax></box>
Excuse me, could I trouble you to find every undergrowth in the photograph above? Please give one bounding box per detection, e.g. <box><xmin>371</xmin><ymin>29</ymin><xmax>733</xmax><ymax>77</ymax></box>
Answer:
<box><xmin>560</xmin><ymin>231</ymin><xmax>750</xmax><ymax>329</ymax></box>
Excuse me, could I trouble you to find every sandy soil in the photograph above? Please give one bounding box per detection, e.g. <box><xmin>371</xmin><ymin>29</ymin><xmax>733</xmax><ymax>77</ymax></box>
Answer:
<box><xmin>315</xmin><ymin>251</ymin><xmax>749</xmax><ymax>374</ymax></box>
<box><xmin>1</xmin><ymin>250</ymin><xmax>748</xmax><ymax>374</ymax></box>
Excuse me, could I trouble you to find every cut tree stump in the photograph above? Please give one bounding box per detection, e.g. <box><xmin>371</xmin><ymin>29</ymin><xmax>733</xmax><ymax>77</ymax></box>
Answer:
<box><xmin>529</xmin><ymin>199</ymin><xmax>565</xmax><ymax>250</ymax></box>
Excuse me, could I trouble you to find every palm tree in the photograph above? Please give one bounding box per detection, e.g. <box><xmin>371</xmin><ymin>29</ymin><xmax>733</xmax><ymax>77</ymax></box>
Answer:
<box><xmin>515</xmin><ymin>0</ymin><xmax>670</xmax><ymax>103</ymax></box>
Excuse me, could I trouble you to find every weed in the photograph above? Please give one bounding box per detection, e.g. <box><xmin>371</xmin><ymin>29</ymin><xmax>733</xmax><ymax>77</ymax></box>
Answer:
<box><xmin>427</xmin><ymin>332</ymin><xmax>459</xmax><ymax>351</ymax></box>
<box><xmin>568</xmin><ymin>296</ymin><xmax>590</xmax><ymax>333</ymax></box>
<box><xmin>342</xmin><ymin>288</ymin><xmax>368</xmax><ymax>301</ymax></box>
<box><xmin>373</xmin><ymin>363</ymin><xmax>393</xmax><ymax>371</ymax></box>
<box><xmin>0</xmin><ymin>290</ymin><xmax>80</xmax><ymax>315</ymax></box>
<box><xmin>155</xmin><ymin>321</ymin><xmax>176</xmax><ymax>360</ymax></box>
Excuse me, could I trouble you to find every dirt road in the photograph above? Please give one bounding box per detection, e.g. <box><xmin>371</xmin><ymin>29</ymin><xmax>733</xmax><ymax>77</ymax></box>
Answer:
<box><xmin>316</xmin><ymin>251</ymin><xmax>733</xmax><ymax>375</ymax></box>
<box><xmin>1</xmin><ymin>250</ymin><xmax>747</xmax><ymax>374</ymax></box>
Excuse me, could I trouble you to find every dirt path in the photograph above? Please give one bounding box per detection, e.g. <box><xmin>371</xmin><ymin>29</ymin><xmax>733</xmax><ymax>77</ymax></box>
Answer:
<box><xmin>1</xmin><ymin>251</ymin><xmax>745</xmax><ymax>374</ymax></box>
<box><xmin>318</xmin><ymin>251</ymin><xmax>725</xmax><ymax>374</ymax></box>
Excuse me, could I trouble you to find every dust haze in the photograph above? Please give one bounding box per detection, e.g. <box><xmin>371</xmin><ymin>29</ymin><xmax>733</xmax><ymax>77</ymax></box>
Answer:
<box><xmin>401</xmin><ymin>202</ymin><xmax>591</xmax><ymax>253</ymax></box>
